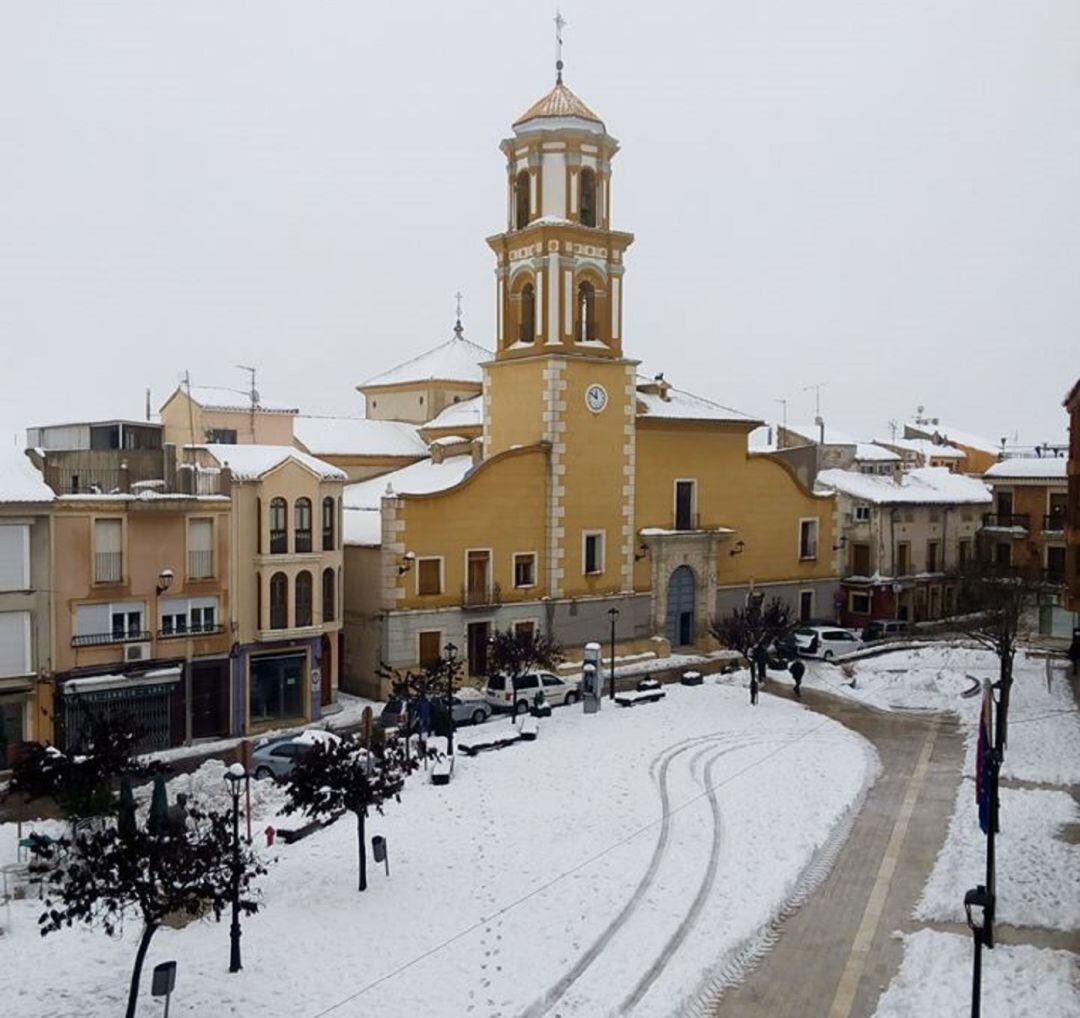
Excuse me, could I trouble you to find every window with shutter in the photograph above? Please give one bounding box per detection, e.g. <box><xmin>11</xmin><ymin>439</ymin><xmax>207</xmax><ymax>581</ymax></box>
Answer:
<box><xmin>0</xmin><ymin>611</ymin><xmax>30</xmax><ymax>677</ymax></box>
<box><xmin>94</xmin><ymin>519</ymin><xmax>122</xmax><ymax>583</ymax></box>
<box><xmin>0</xmin><ymin>525</ymin><xmax>29</xmax><ymax>592</ymax></box>
<box><xmin>188</xmin><ymin>518</ymin><xmax>213</xmax><ymax>579</ymax></box>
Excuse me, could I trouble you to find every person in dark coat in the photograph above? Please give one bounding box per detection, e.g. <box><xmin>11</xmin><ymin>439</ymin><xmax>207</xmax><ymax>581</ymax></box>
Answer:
<box><xmin>1069</xmin><ymin>629</ymin><xmax>1080</xmax><ymax>678</ymax></box>
<box><xmin>789</xmin><ymin>658</ymin><xmax>805</xmax><ymax>699</ymax></box>
<box><xmin>751</xmin><ymin>642</ymin><xmax>769</xmax><ymax>683</ymax></box>
<box><xmin>749</xmin><ymin>672</ymin><xmax>759</xmax><ymax>706</ymax></box>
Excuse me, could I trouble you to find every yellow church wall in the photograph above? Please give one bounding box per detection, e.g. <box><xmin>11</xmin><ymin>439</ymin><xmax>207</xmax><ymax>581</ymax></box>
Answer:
<box><xmin>484</xmin><ymin>357</ymin><xmax>549</xmax><ymax>453</ymax></box>
<box><xmin>633</xmin><ymin>422</ymin><xmax>838</xmax><ymax>589</ymax></box>
<box><xmin>362</xmin><ymin>382</ymin><xmax>482</xmax><ymax>425</ymax></box>
<box><xmin>556</xmin><ymin>357</ymin><xmax>637</xmax><ymax>598</ymax></box>
<box><xmin>392</xmin><ymin>445</ymin><xmax>549</xmax><ymax>611</ymax></box>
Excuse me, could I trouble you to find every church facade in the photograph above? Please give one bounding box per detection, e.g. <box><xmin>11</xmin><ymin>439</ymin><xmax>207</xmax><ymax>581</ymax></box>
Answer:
<box><xmin>342</xmin><ymin>77</ymin><xmax>839</xmax><ymax>696</ymax></box>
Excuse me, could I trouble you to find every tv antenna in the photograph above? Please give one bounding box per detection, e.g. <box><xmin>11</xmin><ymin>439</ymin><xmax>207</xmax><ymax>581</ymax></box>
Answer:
<box><xmin>235</xmin><ymin>365</ymin><xmax>259</xmax><ymax>408</ymax></box>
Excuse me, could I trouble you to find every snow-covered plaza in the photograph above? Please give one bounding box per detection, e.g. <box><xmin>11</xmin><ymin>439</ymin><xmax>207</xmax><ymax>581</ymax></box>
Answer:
<box><xmin>2</xmin><ymin>641</ymin><xmax>1078</xmax><ymax>1018</ymax></box>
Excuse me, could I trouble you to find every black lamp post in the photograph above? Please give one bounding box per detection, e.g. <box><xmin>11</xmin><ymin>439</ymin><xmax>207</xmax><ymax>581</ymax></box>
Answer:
<box><xmin>444</xmin><ymin>642</ymin><xmax>458</xmax><ymax>755</ymax></box>
<box><xmin>224</xmin><ymin>762</ymin><xmax>246</xmax><ymax>973</ymax></box>
<box><xmin>607</xmin><ymin>607</ymin><xmax>619</xmax><ymax>700</ymax></box>
<box><xmin>964</xmin><ymin>884</ymin><xmax>991</xmax><ymax>1018</ymax></box>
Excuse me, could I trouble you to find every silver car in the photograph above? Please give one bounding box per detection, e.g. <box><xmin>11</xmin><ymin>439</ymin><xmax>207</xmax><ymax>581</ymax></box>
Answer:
<box><xmin>250</xmin><ymin>730</ymin><xmax>341</xmax><ymax>780</ymax></box>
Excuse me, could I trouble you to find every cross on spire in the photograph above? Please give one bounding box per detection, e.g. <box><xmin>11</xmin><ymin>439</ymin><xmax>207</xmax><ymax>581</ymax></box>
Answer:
<box><xmin>454</xmin><ymin>291</ymin><xmax>464</xmax><ymax>336</ymax></box>
<box><xmin>554</xmin><ymin>9</ymin><xmax>566</xmax><ymax>84</ymax></box>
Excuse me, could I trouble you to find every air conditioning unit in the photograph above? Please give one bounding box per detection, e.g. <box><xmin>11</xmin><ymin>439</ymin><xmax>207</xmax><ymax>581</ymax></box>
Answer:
<box><xmin>123</xmin><ymin>642</ymin><xmax>151</xmax><ymax>663</ymax></box>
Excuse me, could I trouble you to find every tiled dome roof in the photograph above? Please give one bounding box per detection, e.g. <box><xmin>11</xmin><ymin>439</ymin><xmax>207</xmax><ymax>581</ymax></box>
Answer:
<box><xmin>513</xmin><ymin>82</ymin><xmax>603</xmax><ymax>127</ymax></box>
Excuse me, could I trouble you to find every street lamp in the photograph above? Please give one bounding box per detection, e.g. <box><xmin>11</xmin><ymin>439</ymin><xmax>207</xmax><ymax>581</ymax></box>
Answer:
<box><xmin>444</xmin><ymin>642</ymin><xmax>458</xmax><ymax>756</ymax></box>
<box><xmin>964</xmin><ymin>884</ymin><xmax>992</xmax><ymax>1018</ymax></box>
<box><xmin>607</xmin><ymin>608</ymin><xmax>619</xmax><ymax>700</ymax></box>
<box><xmin>224</xmin><ymin>762</ymin><xmax>247</xmax><ymax>973</ymax></box>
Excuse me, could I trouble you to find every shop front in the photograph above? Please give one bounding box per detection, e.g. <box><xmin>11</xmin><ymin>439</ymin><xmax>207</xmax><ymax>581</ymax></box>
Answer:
<box><xmin>234</xmin><ymin>638</ymin><xmax>320</xmax><ymax>735</ymax></box>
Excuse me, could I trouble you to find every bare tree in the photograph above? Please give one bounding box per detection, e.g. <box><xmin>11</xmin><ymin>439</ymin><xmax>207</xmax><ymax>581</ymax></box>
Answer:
<box><xmin>30</xmin><ymin>800</ymin><xmax>265</xmax><ymax>1018</ymax></box>
<box><xmin>710</xmin><ymin>596</ymin><xmax>793</xmax><ymax>659</ymax></box>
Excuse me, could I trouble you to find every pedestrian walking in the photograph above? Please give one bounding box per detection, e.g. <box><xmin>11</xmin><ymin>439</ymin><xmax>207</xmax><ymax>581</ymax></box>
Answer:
<box><xmin>749</xmin><ymin>673</ymin><xmax>759</xmax><ymax>706</ymax></box>
<box><xmin>789</xmin><ymin>658</ymin><xmax>805</xmax><ymax>699</ymax></box>
<box><xmin>1069</xmin><ymin>628</ymin><xmax>1080</xmax><ymax>678</ymax></box>
<box><xmin>751</xmin><ymin>641</ymin><xmax>769</xmax><ymax>683</ymax></box>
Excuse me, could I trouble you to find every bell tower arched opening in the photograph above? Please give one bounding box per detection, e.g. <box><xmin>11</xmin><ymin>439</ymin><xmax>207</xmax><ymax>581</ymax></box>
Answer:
<box><xmin>515</xmin><ymin>171</ymin><xmax>531</xmax><ymax>230</ymax></box>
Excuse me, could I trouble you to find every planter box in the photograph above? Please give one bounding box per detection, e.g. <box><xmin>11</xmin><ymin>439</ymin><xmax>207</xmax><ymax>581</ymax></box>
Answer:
<box><xmin>615</xmin><ymin>690</ymin><xmax>667</xmax><ymax>708</ymax></box>
<box><xmin>680</xmin><ymin>671</ymin><xmax>704</xmax><ymax>687</ymax></box>
<box><xmin>637</xmin><ymin>677</ymin><xmax>662</xmax><ymax>692</ymax></box>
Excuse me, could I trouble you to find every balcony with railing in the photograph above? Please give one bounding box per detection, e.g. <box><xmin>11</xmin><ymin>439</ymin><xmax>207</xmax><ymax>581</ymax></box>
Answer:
<box><xmin>981</xmin><ymin>513</ymin><xmax>1030</xmax><ymax>531</ymax></box>
<box><xmin>94</xmin><ymin>551</ymin><xmax>122</xmax><ymax>583</ymax></box>
<box><xmin>461</xmin><ymin>582</ymin><xmax>502</xmax><ymax>609</ymax></box>
<box><xmin>157</xmin><ymin>622</ymin><xmax>224</xmax><ymax>639</ymax></box>
<box><xmin>72</xmin><ymin>629</ymin><xmax>151</xmax><ymax>648</ymax></box>
<box><xmin>1043</xmin><ymin>514</ymin><xmax>1066</xmax><ymax>533</ymax></box>
<box><xmin>188</xmin><ymin>549</ymin><xmax>214</xmax><ymax>579</ymax></box>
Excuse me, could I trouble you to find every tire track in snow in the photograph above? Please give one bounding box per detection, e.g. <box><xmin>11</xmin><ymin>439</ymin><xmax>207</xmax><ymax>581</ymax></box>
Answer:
<box><xmin>522</xmin><ymin>728</ymin><xmax>798</xmax><ymax>1018</ymax></box>
<box><xmin>619</xmin><ymin>749</ymin><xmax>726</xmax><ymax>1013</ymax></box>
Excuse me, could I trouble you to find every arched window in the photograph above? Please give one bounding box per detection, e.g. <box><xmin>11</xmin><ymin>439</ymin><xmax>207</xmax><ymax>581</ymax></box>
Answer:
<box><xmin>269</xmin><ymin>498</ymin><xmax>287</xmax><ymax>553</ymax></box>
<box><xmin>295</xmin><ymin>570</ymin><xmax>313</xmax><ymax>627</ymax></box>
<box><xmin>515</xmin><ymin>171</ymin><xmax>530</xmax><ymax>230</ymax></box>
<box><xmin>580</xmin><ymin>168</ymin><xmax>597</xmax><ymax>227</ymax></box>
<box><xmin>576</xmin><ymin>281</ymin><xmax>596</xmax><ymax>342</ymax></box>
<box><xmin>269</xmin><ymin>572</ymin><xmax>288</xmax><ymax>629</ymax></box>
<box><xmin>322</xmin><ymin>567</ymin><xmax>336</xmax><ymax>622</ymax></box>
<box><xmin>322</xmin><ymin>496</ymin><xmax>335</xmax><ymax>551</ymax></box>
<box><xmin>294</xmin><ymin>498</ymin><xmax>312</xmax><ymax>553</ymax></box>
<box><xmin>519</xmin><ymin>283</ymin><xmax>536</xmax><ymax>343</ymax></box>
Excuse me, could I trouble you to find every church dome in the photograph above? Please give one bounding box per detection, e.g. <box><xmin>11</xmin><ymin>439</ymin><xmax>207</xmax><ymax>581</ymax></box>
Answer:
<box><xmin>513</xmin><ymin>81</ymin><xmax>604</xmax><ymax>130</ymax></box>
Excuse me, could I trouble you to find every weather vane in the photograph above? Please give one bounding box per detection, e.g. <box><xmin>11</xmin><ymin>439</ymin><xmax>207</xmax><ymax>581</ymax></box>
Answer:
<box><xmin>555</xmin><ymin>9</ymin><xmax>566</xmax><ymax>84</ymax></box>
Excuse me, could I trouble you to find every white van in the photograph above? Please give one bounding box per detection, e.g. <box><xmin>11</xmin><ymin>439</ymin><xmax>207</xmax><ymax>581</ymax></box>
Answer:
<box><xmin>484</xmin><ymin>672</ymin><xmax>581</xmax><ymax>713</ymax></box>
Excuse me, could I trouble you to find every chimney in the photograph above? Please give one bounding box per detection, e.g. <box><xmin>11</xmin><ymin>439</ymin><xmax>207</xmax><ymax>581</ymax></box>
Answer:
<box><xmin>471</xmin><ymin>439</ymin><xmax>484</xmax><ymax>467</ymax></box>
<box><xmin>145</xmin><ymin>388</ymin><xmax>151</xmax><ymax>422</ymax></box>
<box><xmin>218</xmin><ymin>465</ymin><xmax>233</xmax><ymax>496</ymax></box>
<box><xmin>430</xmin><ymin>442</ymin><xmax>445</xmax><ymax>464</ymax></box>
<box><xmin>816</xmin><ymin>416</ymin><xmax>825</xmax><ymax>445</ymax></box>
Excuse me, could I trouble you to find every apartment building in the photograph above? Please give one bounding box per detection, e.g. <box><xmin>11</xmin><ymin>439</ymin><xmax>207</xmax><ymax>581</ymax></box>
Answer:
<box><xmin>815</xmin><ymin>467</ymin><xmax>991</xmax><ymax>628</ymax></box>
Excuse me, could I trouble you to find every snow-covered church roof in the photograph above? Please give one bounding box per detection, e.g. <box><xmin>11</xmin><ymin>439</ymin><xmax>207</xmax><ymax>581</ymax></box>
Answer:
<box><xmin>359</xmin><ymin>323</ymin><xmax>491</xmax><ymax>390</ymax></box>
<box><xmin>635</xmin><ymin>377</ymin><xmax>758</xmax><ymax>425</ymax></box>
<box><xmin>197</xmin><ymin>444</ymin><xmax>346</xmax><ymax>482</ymax></box>
<box><xmin>293</xmin><ymin>416</ymin><xmax>427</xmax><ymax>458</ymax></box>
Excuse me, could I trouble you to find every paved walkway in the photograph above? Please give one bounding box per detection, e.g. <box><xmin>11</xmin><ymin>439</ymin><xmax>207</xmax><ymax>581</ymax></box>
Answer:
<box><xmin>713</xmin><ymin>684</ymin><xmax>966</xmax><ymax>1018</ymax></box>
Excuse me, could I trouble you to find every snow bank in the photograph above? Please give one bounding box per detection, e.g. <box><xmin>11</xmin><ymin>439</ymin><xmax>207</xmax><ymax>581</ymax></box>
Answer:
<box><xmin>873</xmin><ymin>929</ymin><xmax>1080</xmax><ymax>1018</ymax></box>
<box><xmin>916</xmin><ymin>780</ymin><xmax>1080</xmax><ymax>930</ymax></box>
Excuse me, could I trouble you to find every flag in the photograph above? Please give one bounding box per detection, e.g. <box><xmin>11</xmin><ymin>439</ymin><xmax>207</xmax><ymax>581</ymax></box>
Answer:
<box><xmin>976</xmin><ymin>679</ymin><xmax>993</xmax><ymax>835</ymax></box>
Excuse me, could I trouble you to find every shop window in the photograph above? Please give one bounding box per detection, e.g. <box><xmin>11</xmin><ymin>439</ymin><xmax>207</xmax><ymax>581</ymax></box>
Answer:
<box><xmin>848</xmin><ymin>591</ymin><xmax>871</xmax><ymax>615</ymax></box>
<box><xmin>250</xmin><ymin>653</ymin><xmax>305</xmax><ymax>723</ymax></box>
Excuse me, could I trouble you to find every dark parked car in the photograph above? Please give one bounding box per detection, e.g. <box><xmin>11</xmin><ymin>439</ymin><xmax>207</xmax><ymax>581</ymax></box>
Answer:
<box><xmin>379</xmin><ymin>690</ymin><xmax>492</xmax><ymax>730</ymax></box>
<box><xmin>862</xmin><ymin>619</ymin><xmax>910</xmax><ymax>642</ymax></box>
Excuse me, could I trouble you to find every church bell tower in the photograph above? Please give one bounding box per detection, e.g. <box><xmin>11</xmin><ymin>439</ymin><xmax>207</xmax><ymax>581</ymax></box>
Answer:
<box><xmin>483</xmin><ymin>42</ymin><xmax>638</xmax><ymax>601</ymax></box>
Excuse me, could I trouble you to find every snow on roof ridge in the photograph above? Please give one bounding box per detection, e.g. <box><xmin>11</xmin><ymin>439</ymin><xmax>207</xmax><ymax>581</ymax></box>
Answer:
<box><xmin>635</xmin><ymin>380</ymin><xmax>757</xmax><ymax>423</ymax></box>
<box><xmin>181</xmin><ymin>384</ymin><xmax>299</xmax><ymax>415</ymax></box>
<box><xmin>198</xmin><ymin>444</ymin><xmax>346</xmax><ymax>481</ymax></box>
<box><xmin>905</xmin><ymin>421</ymin><xmax>999</xmax><ymax>454</ymax></box>
<box><xmin>293</xmin><ymin>416</ymin><xmax>426</xmax><ymax>457</ymax></box>
<box><xmin>815</xmin><ymin>466</ymin><xmax>991</xmax><ymax>505</ymax></box>
<box><xmin>983</xmin><ymin>457</ymin><xmax>1067</xmax><ymax>479</ymax></box>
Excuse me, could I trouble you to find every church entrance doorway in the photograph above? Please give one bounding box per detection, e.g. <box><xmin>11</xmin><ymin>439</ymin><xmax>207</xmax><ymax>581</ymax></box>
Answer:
<box><xmin>665</xmin><ymin>565</ymin><xmax>696</xmax><ymax>648</ymax></box>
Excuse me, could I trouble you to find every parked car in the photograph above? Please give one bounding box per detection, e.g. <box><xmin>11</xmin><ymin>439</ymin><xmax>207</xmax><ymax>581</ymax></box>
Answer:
<box><xmin>485</xmin><ymin>672</ymin><xmax>581</xmax><ymax>713</ymax></box>
<box><xmin>862</xmin><ymin>619</ymin><xmax>910</xmax><ymax>642</ymax></box>
<box><xmin>793</xmin><ymin>626</ymin><xmax>865</xmax><ymax>661</ymax></box>
<box><xmin>379</xmin><ymin>689</ymin><xmax>493</xmax><ymax>730</ymax></box>
<box><xmin>767</xmin><ymin>631</ymin><xmax>801</xmax><ymax>668</ymax></box>
<box><xmin>250</xmin><ymin>729</ymin><xmax>341</xmax><ymax>780</ymax></box>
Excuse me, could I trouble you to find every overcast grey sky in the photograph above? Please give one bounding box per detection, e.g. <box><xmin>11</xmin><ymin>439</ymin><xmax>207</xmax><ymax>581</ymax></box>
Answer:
<box><xmin>2</xmin><ymin>1</ymin><xmax>1077</xmax><ymax>449</ymax></box>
